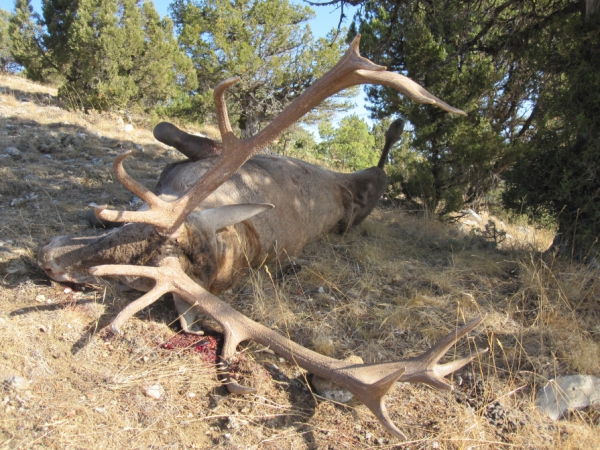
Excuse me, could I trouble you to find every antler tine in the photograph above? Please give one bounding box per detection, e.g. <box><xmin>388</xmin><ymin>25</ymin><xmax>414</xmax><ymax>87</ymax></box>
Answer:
<box><xmin>98</xmin><ymin>34</ymin><xmax>466</xmax><ymax>236</ymax></box>
<box><xmin>90</xmin><ymin>263</ymin><xmax>172</xmax><ymax>334</ymax></box>
<box><xmin>398</xmin><ymin>318</ymin><xmax>489</xmax><ymax>390</ymax></box>
<box><xmin>94</xmin><ymin>151</ymin><xmax>181</xmax><ymax>231</ymax></box>
<box><xmin>90</xmin><ymin>258</ymin><xmax>484</xmax><ymax>439</ymax></box>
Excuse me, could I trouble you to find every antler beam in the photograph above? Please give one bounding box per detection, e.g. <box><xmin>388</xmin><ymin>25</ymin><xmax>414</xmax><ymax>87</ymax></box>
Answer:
<box><xmin>91</xmin><ymin>258</ymin><xmax>486</xmax><ymax>439</ymax></box>
<box><xmin>95</xmin><ymin>35</ymin><xmax>466</xmax><ymax>236</ymax></box>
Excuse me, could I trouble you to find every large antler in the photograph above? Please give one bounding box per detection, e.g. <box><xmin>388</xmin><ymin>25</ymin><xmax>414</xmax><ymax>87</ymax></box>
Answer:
<box><xmin>91</xmin><ymin>258</ymin><xmax>486</xmax><ymax>439</ymax></box>
<box><xmin>95</xmin><ymin>35</ymin><xmax>466</xmax><ymax>236</ymax></box>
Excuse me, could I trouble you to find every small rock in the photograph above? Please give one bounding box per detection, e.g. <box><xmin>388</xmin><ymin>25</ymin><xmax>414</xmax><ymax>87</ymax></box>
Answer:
<box><xmin>536</xmin><ymin>375</ymin><xmax>600</xmax><ymax>420</ymax></box>
<box><xmin>10</xmin><ymin>198</ymin><xmax>27</xmax><ymax>207</ymax></box>
<box><xmin>5</xmin><ymin>376</ymin><xmax>30</xmax><ymax>391</ymax></box>
<box><xmin>91</xmin><ymin>157</ymin><xmax>104</xmax><ymax>165</ymax></box>
<box><xmin>312</xmin><ymin>355</ymin><xmax>364</xmax><ymax>403</ymax></box>
<box><xmin>144</xmin><ymin>384</ymin><xmax>164</xmax><ymax>400</ymax></box>
<box><xmin>129</xmin><ymin>196</ymin><xmax>143</xmax><ymax>208</ymax></box>
<box><xmin>4</xmin><ymin>147</ymin><xmax>21</xmax><ymax>156</ymax></box>
<box><xmin>63</xmin><ymin>287</ymin><xmax>72</xmax><ymax>294</ymax></box>
<box><xmin>462</xmin><ymin>208</ymin><xmax>482</xmax><ymax>223</ymax></box>
<box><xmin>124</xmin><ymin>124</ymin><xmax>133</xmax><ymax>132</ymax></box>
<box><xmin>43</xmin><ymin>154</ymin><xmax>53</xmax><ymax>160</ymax></box>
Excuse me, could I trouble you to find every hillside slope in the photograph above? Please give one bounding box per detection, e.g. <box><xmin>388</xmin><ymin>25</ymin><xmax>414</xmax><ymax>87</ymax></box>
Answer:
<box><xmin>0</xmin><ymin>74</ymin><xmax>599</xmax><ymax>449</ymax></box>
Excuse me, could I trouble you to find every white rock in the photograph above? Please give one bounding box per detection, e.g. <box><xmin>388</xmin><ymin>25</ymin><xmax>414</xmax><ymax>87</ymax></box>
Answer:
<box><xmin>144</xmin><ymin>384</ymin><xmax>164</xmax><ymax>400</ymax></box>
<box><xmin>536</xmin><ymin>375</ymin><xmax>600</xmax><ymax>420</ymax></box>
<box><xmin>516</xmin><ymin>226</ymin><xmax>531</xmax><ymax>235</ymax></box>
<box><xmin>462</xmin><ymin>208</ymin><xmax>482</xmax><ymax>223</ymax></box>
<box><xmin>5</xmin><ymin>375</ymin><xmax>30</xmax><ymax>391</ymax></box>
<box><xmin>4</xmin><ymin>147</ymin><xmax>21</xmax><ymax>156</ymax></box>
<box><xmin>124</xmin><ymin>124</ymin><xmax>133</xmax><ymax>132</ymax></box>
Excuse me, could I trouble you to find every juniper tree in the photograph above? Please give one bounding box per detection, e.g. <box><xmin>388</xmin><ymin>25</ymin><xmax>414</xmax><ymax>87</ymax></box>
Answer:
<box><xmin>9</xmin><ymin>0</ymin><xmax>196</xmax><ymax>111</ymax></box>
<box><xmin>317</xmin><ymin>115</ymin><xmax>378</xmax><ymax>171</ymax></box>
<box><xmin>9</xmin><ymin>0</ymin><xmax>48</xmax><ymax>80</ymax></box>
<box><xmin>170</xmin><ymin>0</ymin><xmax>354</xmax><ymax>137</ymax></box>
<box><xmin>0</xmin><ymin>9</ymin><xmax>14</xmax><ymax>72</ymax></box>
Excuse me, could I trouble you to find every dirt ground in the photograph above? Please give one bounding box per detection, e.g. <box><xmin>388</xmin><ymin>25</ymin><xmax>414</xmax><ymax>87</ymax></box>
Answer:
<box><xmin>1</xmin><ymin>74</ymin><xmax>599</xmax><ymax>449</ymax></box>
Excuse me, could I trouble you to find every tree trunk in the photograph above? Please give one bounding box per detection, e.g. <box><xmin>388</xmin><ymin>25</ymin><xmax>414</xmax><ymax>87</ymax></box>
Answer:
<box><xmin>545</xmin><ymin>230</ymin><xmax>598</xmax><ymax>264</ymax></box>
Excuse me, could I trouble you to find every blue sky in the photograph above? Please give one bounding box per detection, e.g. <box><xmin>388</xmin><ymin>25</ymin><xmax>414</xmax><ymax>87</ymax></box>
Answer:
<box><xmin>0</xmin><ymin>0</ymin><xmax>371</xmax><ymax>129</ymax></box>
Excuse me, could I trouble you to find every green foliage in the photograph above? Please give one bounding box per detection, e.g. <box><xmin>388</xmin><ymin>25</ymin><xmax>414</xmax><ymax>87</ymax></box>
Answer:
<box><xmin>170</xmin><ymin>0</ymin><xmax>353</xmax><ymax>136</ymax></box>
<box><xmin>9</xmin><ymin>0</ymin><xmax>49</xmax><ymax>80</ymax></box>
<box><xmin>345</xmin><ymin>0</ymin><xmax>599</xmax><ymax>258</ymax></box>
<box><xmin>9</xmin><ymin>0</ymin><xmax>196</xmax><ymax>111</ymax></box>
<box><xmin>503</xmin><ymin>15</ymin><xmax>600</xmax><ymax>261</ymax></box>
<box><xmin>0</xmin><ymin>9</ymin><xmax>14</xmax><ymax>72</ymax></box>
<box><xmin>350</xmin><ymin>0</ymin><xmax>523</xmax><ymax>216</ymax></box>
<box><xmin>58</xmin><ymin>0</ymin><xmax>197</xmax><ymax>111</ymax></box>
<box><xmin>40</xmin><ymin>0</ymin><xmax>79</xmax><ymax>74</ymax></box>
<box><xmin>268</xmin><ymin>125</ymin><xmax>318</xmax><ymax>158</ymax></box>
<box><xmin>317</xmin><ymin>115</ymin><xmax>378</xmax><ymax>171</ymax></box>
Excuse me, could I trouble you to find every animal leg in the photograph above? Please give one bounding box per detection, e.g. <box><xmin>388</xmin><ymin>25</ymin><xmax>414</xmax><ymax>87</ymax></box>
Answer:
<box><xmin>174</xmin><ymin>294</ymin><xmax>204</xmax><ymax>335</ymax></box>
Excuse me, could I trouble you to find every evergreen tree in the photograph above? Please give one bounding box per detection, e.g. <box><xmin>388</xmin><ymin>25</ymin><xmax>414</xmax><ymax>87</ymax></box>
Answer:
<box><xmin>9</xmin><ymin>0</ymin><xmax>48</xmax><ymax>80</ymax></box>
<box><xmin>347</xmin><ymin>0</ymin><xmax>527</xmax><ymax>216</ymax></box>
<box><xmin>336</xmin><ymin>0</ymin><xmax>598</xmax><ymax>258</ymax></box>
<box><xmin>317</xmin><ymin>115</ymin><xmax>378</xmax><ymax>171</ymax></box>
<box><xmin>0</xmin><ymin>9</ymin><xmax>14</xmax><ymax>72</ymax></box>
<box><xmin>128</xmin><ymin>1</ymin><xmax>197</xmax><ymax>108</ymax></box>
<box><xmin>170</xmin><ymin>0</ymin><xmax>353</xmax><ymax>137</ymax></box>
<box><xmin>503</xmin><ymin>13</ymin><xmax>600</xmax><ymax>261</ymax></box>
<box><xmin>40</xmin><ymin>0</ymin><xmax>80</xmax><ymax>73</ymax></box>
<box><xmin>9</xmin><ymin>0</ymin><xmax>196</xmax><ymax>111</ymax></box>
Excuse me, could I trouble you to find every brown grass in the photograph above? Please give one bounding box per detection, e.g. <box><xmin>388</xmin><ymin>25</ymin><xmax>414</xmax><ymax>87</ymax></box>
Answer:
<box><xmin>1</xmin><ymin>74</ymin><xmax>599</xmax><ymax>449</ymax></box>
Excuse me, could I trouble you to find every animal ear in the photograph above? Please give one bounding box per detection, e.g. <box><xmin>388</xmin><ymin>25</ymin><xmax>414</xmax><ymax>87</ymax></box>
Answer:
<box><xmin>188</xmin><ymin>203</ymin><xmax>274</xmax><ymax>232</ymax></box>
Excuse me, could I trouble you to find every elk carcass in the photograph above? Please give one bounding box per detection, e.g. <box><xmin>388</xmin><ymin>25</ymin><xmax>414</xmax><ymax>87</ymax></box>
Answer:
<box><xmin>38</xmin><ymin>36</ymin><xmax>486</xmax><ymax>438</ymax></box>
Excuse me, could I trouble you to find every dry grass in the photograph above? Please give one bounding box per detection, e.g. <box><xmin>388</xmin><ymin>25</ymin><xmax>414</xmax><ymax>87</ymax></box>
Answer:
<box><xmin>1</xmin><ymin>74</ymin><xmax>599</xmax><ymax>449</ymax></box>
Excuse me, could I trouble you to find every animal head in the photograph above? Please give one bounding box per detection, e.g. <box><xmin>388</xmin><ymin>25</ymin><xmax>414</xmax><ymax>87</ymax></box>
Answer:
<box><xmin>38</xmin><ymin>201</ymin><xmax>273</xmax><ymax>290</ymax></box>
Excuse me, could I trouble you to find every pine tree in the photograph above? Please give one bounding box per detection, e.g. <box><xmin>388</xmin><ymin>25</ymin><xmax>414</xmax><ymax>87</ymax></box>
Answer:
<box><xmin>503</xmin><ymin>14</ymin><xmax>600</xmax><ymax>261</ymax></box>
<box><xmin>317</xmin><ymin>116</ymin><xmax>378</xmax><ymax>171</ymax></box>
<box><xmin>349</xmin><ymin>0</ymin><xmax>519</xmax><ymax>216</ymax></box>
<box><xmin>170</xmin><ymin>0</ymin><xmax>353</xmax><ymax>137</ymax></box>
<box><xmin>41</xmin><ymin>0</ymin><xmax>80</xmax><ymax>73</ymax></box>
<box><xmin>9</xmin><ymin>0</ymin><xmax>48</xmax><ymax>80</ymax></box>
<box><xmin>128</xmin><ymin>1</ymin><xmax>197</xmax><ymax>108</ymax></box>
<box><xmin>0</xmin><ymin>9</ymin><xmax>14</xmax><ymax>72</ymax></box>
<box><xmin>57</xmin><ymin>0</ymin><xmax>196</xmax><ymax>111</ymax></box>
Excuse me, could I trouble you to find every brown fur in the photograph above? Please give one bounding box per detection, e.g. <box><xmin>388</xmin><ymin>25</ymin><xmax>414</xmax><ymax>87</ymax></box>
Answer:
<box><xmin>38</xmin><ymin>123</ymin><xmax>397</xmax><ymax>297</ymax></box>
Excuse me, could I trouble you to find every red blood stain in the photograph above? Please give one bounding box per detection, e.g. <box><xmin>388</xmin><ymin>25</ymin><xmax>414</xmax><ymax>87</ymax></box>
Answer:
<box><xmin>161</xmin><ymin>333</ymin><xmax>221</xmax><ymax>364</ymax></box>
